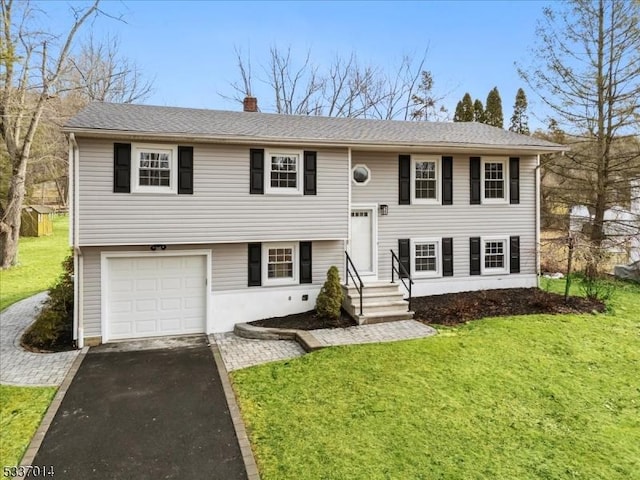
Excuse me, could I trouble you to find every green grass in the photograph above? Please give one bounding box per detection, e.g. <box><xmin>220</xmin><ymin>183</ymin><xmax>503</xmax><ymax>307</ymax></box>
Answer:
<box><xmin>0</xmin><ymin>217</ymin><xmax>68</xmax><ymax>467</ymax></box>
<box><xmin>232</xmin><ymin>280</ymin><xmax>640</xmax><ymax>480</ymax></box>
<box><xmin>0</xmin><ymin>215</ymin><xmax>69</xmax><ymax>311</ymax></box>
<box><xmin>0</xmin><ymin>386</ymin><xmax>56</xmax><ymax>468</ymax></box>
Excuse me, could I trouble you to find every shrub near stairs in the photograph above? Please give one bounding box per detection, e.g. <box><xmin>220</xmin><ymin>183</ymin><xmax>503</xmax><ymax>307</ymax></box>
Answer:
<box><xmin>22</xmin><ymin>252</ymin><xmax>74</xmax><ymax>351</ymax></box>
<box><xmin>315</xmin><ymin>266</ymin><xmax>344</xmax><ymax>321</ymax></box>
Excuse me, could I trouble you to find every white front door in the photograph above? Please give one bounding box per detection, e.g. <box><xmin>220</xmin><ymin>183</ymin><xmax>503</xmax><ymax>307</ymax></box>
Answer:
<box><xmin>350</xmin><ymin>207</ymin><xmax>376</xmax><ymax>275</ymax></box>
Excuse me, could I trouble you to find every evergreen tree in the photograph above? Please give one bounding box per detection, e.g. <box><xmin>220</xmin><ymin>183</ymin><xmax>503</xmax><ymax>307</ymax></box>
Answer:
<box><xmin>473</xmin><ymin>99</ymin><xmax>485</xmax><ymax>123</ymax></box>
<box><xmin>509</xmin><ymin>88</ymin><xmax>530</xmax><ymax>134</ymax></box>
<box><xmin>453</xmin><ymin>93</ymin><xmax>474</xmax><ymax>122</ymax></box>
<box><xmin>484</xmin><ymin>87</ymin><xmax>504</xmax><ymax>128</ymax></box>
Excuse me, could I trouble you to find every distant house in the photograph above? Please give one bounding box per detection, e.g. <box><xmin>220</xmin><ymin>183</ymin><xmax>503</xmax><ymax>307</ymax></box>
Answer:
<box><xmin>570</xmin><ymin>179</ymin><xmax>640</xmax><ymax>265</ymax></box>
<box><xmin>20</xmin><ymin>205</ymin><xmax>54</xmax><ymax>237</ymax></box>
<box><xmin>63</xmin><ymin>100</ymin><xmax>564</xmax><ymax>347</ymax></box>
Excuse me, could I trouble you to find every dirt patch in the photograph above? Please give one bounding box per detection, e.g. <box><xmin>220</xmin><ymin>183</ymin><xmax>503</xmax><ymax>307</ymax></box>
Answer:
<box><xmin>249</xmin><ymin>309</ymin><xmax>357</xmax><ymax>330</ymax></box>
<box><xmin>250</xmin><ymin>288</ymin><xmax>605</xmax><ymax>330</ymax></box>
<box><xmin>413</xmin><ymin>288</ymin><xmax>605</xmax><ymax>325</ymax></box>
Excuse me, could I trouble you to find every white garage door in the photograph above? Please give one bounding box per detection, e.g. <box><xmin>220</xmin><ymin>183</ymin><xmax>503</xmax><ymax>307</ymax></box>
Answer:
<box><xmin>106</xmin><ymin>255</ymin><xmax>207</xmax><ymax>341</ymax></box>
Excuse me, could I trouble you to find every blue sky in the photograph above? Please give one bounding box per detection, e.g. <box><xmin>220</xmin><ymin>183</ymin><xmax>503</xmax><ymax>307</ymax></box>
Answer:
<box><xmin>46</xmin><ymin>0</ymin><xmax>551</xmax><ymax>129</ymax></box>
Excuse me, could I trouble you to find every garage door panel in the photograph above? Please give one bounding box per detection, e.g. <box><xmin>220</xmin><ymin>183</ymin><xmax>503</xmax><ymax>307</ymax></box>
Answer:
<box><xmin>106</xmin><ymin>255</ymin><xmax>207</xmax><ymax>341</ymax></box>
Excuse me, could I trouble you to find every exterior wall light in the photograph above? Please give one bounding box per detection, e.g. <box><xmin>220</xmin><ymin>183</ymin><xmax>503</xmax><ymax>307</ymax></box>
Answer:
<box><xmin>379</xmin><ymin>204</ymin><xmax>389</xmax><ymax>216</ymax></box>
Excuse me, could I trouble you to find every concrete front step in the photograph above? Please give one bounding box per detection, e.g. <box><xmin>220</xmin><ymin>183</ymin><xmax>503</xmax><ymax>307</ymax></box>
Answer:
<box><xmin>356</xmin><ymin>311</ymin><xmax>416</xmax><ymax>325</ymax></box>
<box><xmin>345</xmin><ymin>300</ymin><xmax>410</xmax><ymax>317</ymax></box>
<box><xmin>342</xmin><ymin>282</ymin><xmax>404</xmax><ymax>296</ymax></box>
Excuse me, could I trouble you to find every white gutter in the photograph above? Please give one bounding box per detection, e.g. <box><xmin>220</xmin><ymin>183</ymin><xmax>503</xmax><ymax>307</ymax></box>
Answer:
<box><xmin>69</xmin><ymin>133</ymin><xmax>84</xmax><ymax>348</ymax></box>
<box><xmin>62</xmin><ymin>128</ymin><xmax>567</xmax><ymax>154</ymax></box>
<box><xmin>535</xmin><ymin>154</ymin><xmax>541</xmax><ymax>287</ymax></box>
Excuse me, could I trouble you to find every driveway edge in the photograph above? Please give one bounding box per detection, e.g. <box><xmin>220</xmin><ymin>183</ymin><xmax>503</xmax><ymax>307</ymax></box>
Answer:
<box><xmin>208</xmin><ymin>337</ymin><xmax>261</xmax><ymax>480</ymax></box>
<box><xmin>17</xmin><ymin>346</ymin><xmax>89</xmax><ymax>479</ymax></box>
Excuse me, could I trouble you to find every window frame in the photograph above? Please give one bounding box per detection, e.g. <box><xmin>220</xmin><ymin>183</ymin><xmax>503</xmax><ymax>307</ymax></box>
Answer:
<box><xmin>265</xmin><ymin>149</ymin><xmax>303</xmax><ymax>195</ymax></box>
<box><xmin>481</xmin><ymin>157</ymin><xmax>508</xmax><ymax>204</ymax></box>
<box><xmin>411</xmin><ymin>155</ymin><xmax>441</xmax><ymax>204</ymax></box>
<box><xmin>262</xmin><ymin>242</ymin><xmax>298</xmax><ymax>286</ymax></box>
<box><xmin>481</xmin><ymin>236</ymin><xmax>509</xmax><ymax>275</ymax></box>
<box><xmin>410</xmin><ymin>237</ymin><xmax>442</xmax><ymax>278</ymax></box>
<box><xmin>131</xmin><ymin>143</ymin><xmax>178</xmax><ymax>194</ymax></box>
<box><xmin>351</xmin><ymin>164</ymin><xmax>371</xmax><ymax>186</ymax></box>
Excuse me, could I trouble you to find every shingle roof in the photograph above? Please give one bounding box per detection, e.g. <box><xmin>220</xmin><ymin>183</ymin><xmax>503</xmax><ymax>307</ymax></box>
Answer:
<box><xmin>65</xmin><ymin>102</ymin><xmax>564</xmax><ymax>151</ymax></box>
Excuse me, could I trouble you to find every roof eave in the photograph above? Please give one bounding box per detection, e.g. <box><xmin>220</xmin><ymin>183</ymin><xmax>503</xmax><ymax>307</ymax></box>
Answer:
<box><xmin>62</xmin><ymin>127</ymin><xmax>567</xmax><ymax>154</ymax></box>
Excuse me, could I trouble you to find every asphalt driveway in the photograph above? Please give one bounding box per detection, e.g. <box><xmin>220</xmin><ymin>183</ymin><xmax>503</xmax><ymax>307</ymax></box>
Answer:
<box><xmin>28</xmin><ymin>337</ymin><xmax>248</xmax><ymax>480</ymax></box>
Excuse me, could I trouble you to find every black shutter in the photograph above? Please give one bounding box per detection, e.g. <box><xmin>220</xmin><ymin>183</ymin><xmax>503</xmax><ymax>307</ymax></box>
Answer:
<box><xmin>399</xmin><ymin>155</ymin><xmax>411</xmax><ymax>205</ymax></box>
<box><xmin>509</xmin><ymin>157</ymin><xmax>520</xmax><ymax>204</ymax></box>
<box><xmin>442</xmin><ymin>156</ymin><xmax>453</xmax><ymax>205</ymax></box>
<box><xmin>177</xmin><ymin>146</ymin><xmax>193</xmax><ymax>194</ymax></box>
<box><xmin>510</xmin><ymin>236</ymin><xmax>520</xmax><ymax>273</ymax></box>
<box><xmin>470</xmin><ymin>157</ymin><xmax>481</xmax><ymax>204</ymax></box>
<box><xmin>303</xmin><ymin>151</ymin><xmax>317</xmax><ymax>195</ymax></box>
<box><xmin>442</xmin><ymin>237</ymin><xmax>454</xmax><ymax>276</ymax></box>
<box><xmin>398</xmin><ymin>239</ymin><xmax>410</xmax><ymax>278</ymax></box>
<box><xmin>113</xmin><ymin>143</ymin><xmax>131</xmax><ymax>193</ymax></box>
<box><xmin>250</xmin><ymin>149</ymin><xmax>264</xmax><ymax>194</ymax></box>
<box><xmin>248</xmin><ymin>243</ymin><xmax>262</xmax><ymax>286</ymax></box>
<box><xmin>299</xmin><ymin>241</ymin><xmax>312</xmax><ymax>283</ymax></box>
<box><xmin>470</xmin><ymin>237</ymin><xmax>481</xmax><ymax>275</ymax></box>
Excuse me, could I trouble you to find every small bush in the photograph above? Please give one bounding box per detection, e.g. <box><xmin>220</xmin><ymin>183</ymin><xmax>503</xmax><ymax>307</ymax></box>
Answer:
<box><xmin>579</xmin><ymin>274</ymin><xmax>616</xmax><ymax>302</ymax></box>
<box><xmin>315</xmin><ymin>266</ymin><xmax>344</xmax><ymax>321</ymax></box>
<box><xmin>22</xmin><ymin>251</ymin><xmax>74</xmax><ymax>352</ymax></box>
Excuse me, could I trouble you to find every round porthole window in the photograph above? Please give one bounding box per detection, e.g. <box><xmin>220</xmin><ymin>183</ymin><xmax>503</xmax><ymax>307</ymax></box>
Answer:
<box><xmin>352</xmin><ymin>164</ymin><xmax>371</xmax><ymax>185</ymax></box>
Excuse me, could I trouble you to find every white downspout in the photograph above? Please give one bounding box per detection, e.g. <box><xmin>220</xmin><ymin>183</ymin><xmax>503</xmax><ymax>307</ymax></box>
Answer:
<box><xmin>346</xmin><ymin>147</ymin><xmax>352</xmax><ymax>279</ymax></box>
<box><xmin>69</xmin><ymin>133</ymin><xmax>84</xmax><ymax>348</ymax></box>
<box><xmin>535</xmin><ymin>154</ymin><xmax>541</xmax><ymax>287</ymax></box>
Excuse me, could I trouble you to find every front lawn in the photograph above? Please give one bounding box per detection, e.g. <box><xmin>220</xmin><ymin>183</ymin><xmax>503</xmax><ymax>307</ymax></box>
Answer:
<box><xmin>232</xmin><ymin>280</ymin><xmax>640</xmax><ymax>480</ymax></box>
<box><xmin>0</xmin><ymin>386</ymin><xmax>56</xmax><ymax>468</ymax></box>
<box><xmin>0</xmin><ymin>215</ymin><xmax>70</xmax><ymax>311</ymax></box>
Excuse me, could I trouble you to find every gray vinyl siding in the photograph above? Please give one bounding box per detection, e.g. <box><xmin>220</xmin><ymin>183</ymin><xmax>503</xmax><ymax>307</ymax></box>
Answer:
<box><xmin>77</xmin><ymin>138</ymin><xmax>349</xmax><ymax>245</ymax></box>
<box><xmin>351</xmin><ymin>151</ymin><xmax>537</xmax><ymax>280</ymax></box>
<box><xmin>80</xmin><ymin>241</ymin><xmax>344</xmax><ymax>337</ymax></box>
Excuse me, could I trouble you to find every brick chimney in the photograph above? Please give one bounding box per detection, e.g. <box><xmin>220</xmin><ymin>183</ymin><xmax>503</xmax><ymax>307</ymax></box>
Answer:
<box><xmin>243</xmin><ymin>96</ymin><xmax>258</xmax><ymax>112</ymax></box>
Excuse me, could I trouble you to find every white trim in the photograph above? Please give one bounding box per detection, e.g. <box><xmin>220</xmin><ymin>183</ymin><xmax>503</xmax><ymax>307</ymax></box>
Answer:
<box><xmin>262</xmin><ymin>242</ymin><xmax>298</xmax><ymax>286</ymax></box>
<box><xmin>131</xmin><ymin>143</ymin><xmax>178</xmax><ymax>194</ymax></box>
<box><xmin>480</xmin><ymin>157</ymin><xmax>508</xmax><ymax>204</ymax></box>
<box><xmin>100</xmin><ymin>249</ymin><xmax>212</xmax><ymax>342</ymax></box>
<box><xmin>480</xmin><ymin>236</ymin><xmax>509</xmax><ymax>275</ymax></box>
<box><xmin>535</xmin><ymin>155</ymin><xmax>541</xmax><ymax>284</ymax></box>
<box><xmin>265</xmin><ymin>149</ymin><xmax>303</xmax><ymax>195</ymax></box>
<box><xmin>351</xmin><ymin>164</ymin><xmax>371</xmax><ymax>186</ymax></box>
<box><xmin>411</xmin><ymin>237</ymin><xmax>442</xmax><ymax>278</ymax></box>
<box><xmin>409</xmin><ymin>273</ymin><xmax>537</xmax><ymax>297</ymax></box>
<box><xmin>411</xmin><ymin>155</ymin><xmax>441</xmax><ymax>204</ymax></box>
<box><xmin>349</xmin><ymin>203</ymin><xmax>378</xmax><ymax>277</ymax></box>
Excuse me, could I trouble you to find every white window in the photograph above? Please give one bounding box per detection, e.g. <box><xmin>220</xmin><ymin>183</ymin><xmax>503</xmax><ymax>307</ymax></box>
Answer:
<box><xmin>481</xmin><ymin>237</ymin><xmax>508</xmax><ymax>275</ymax></box>
<box><xmin>352</xmin><ymin>164</ymin><xmax>371</xmax><ymax>185</ymax></box>
<box><xmin>266</xmin><ymin>151</ymin><xmax>302</xmax><ymax>194</ymax></box>
<box><xmin>481</xmin><ymin>158</ymin><xmax>507</xmax><ymax>203</ymax></box>
<box><xmin>132</xmin><ymin>144</ymin><xmax>177</xmax><ymax>194</ymax></box>
<box><xmin>411</xmin><ymin>238</ymin><xmax>441</xmax><ymax>277</ymax></box>
<box><xmin>263</xmin><ymin>243</ymin><xmax>298</xmax><ymax>285</ymax></box>
<box><xmin>412</xmin><ymin>156</ymin><xmax>440</xmax><ymax>204</ymax></box>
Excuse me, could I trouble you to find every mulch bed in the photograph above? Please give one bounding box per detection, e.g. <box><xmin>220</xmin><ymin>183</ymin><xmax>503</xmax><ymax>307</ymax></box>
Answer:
<box><xmin>413</xmin><ymin>288</ymin><xmax>606</xmax><ymax>325</ymax></box>
<box><xmin>249</xmin><ymin>288</ymin><xmax>606</xmax><ymax>330</ymax></box>
<box><xmin>249</xmin><ymin>309</ymin><xmax>357</xmax><ymax>330</ymax></box>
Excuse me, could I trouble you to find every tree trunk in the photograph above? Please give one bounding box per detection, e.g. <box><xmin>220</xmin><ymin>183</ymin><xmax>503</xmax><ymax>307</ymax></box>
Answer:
<box><xmin>0</xmin><ymin>155</ymin><xmax>28</xmax><ymax>268</ymax></box>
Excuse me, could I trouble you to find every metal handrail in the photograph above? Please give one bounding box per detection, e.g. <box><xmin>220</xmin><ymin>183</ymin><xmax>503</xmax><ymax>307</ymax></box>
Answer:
<box><xmin>390</xmin><ymin>249</ymin><xmax>414</xmax><ymax>312</ymax></box>
<box><xmin>345</xmin><ymin>251</ymin><xmax>364</xmax><ymax>316</ymax></box>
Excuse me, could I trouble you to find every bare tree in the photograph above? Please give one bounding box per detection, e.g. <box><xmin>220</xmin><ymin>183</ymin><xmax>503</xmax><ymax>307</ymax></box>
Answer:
<box><xmin>223</xmin><ymin>45</ymin><xmax>446</xmax><ymax>121</ymax></box>
<box><xmin>63</xmin><ymin>34</ymin><xmax>154</xmax><ymax>104</ymax></box>
<box><xmin>519</xmin><ymin>0</ymin><xmax>640</xmax><ymax>276</ymax></box>
<box><xmin>0</xmin><ymin>0</ymin><xmax>100</xmax><ymax>268</ymax></box>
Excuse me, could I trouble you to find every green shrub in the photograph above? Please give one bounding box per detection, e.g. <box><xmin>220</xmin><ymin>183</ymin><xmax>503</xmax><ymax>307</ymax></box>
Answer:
<box><xmin>315</xmin><ymin>266</ymin><xmax>344</xmax><ymax>321</ymax></box>
<box><xmin>22</xmin><ymin>251</ymin><xmax>74</xmax><ymax>351</ymax></box>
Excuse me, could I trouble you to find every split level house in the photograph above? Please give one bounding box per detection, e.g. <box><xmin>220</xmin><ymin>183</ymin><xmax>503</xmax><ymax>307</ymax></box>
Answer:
<box><xmin>64</xmin><ymin>100</ymin><xmax>565</xmax><ymax>347</ymax></box>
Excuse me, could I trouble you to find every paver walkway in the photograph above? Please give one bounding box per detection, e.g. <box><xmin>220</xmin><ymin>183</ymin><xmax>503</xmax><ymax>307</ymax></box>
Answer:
<box><xmin>214</xmin><ymin>320</ymin><xmax>437</xmax><ymax>371</ymax></box>
<box><xmin>0</xmin><ymin>293</ymin><xmax>80</xmax><ymax>386</ymax></box>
